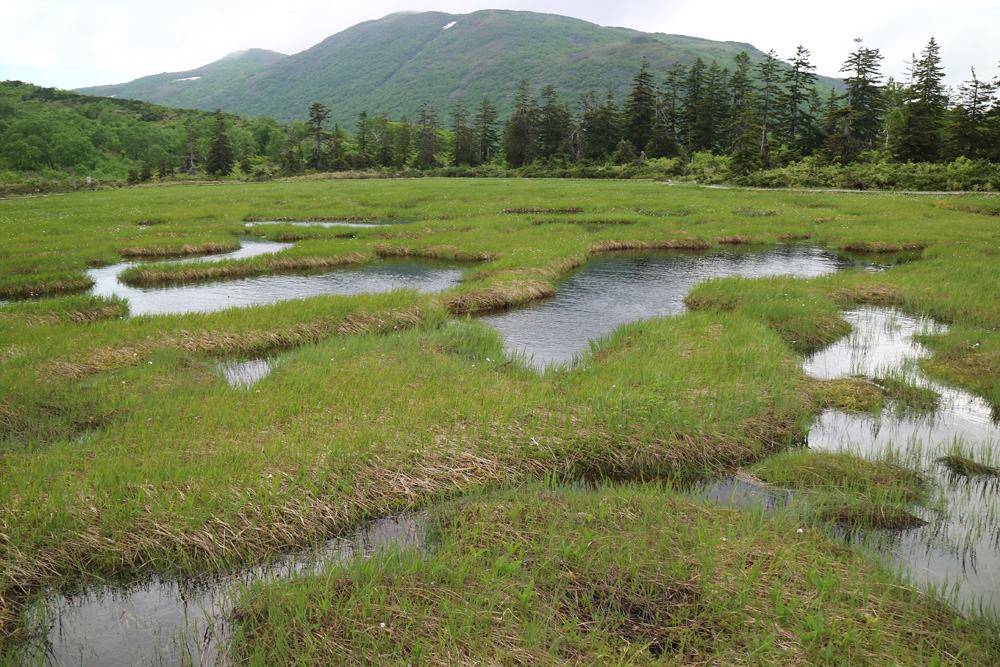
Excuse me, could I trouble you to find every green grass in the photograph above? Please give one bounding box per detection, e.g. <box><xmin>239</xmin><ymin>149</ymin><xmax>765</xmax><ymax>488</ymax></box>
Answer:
<box><xmin>752</xmin><ymin>450</ymin><xmax>928</xmax><ymax>531</ymax></box>
<box><xmin>2</xmin><ymin>178</ymin><xmax>1000</xmax><ymax>652</ymax></box>
<box><xmin>229</xmin><ymin>482</ymin><xmax>1000</xmax><ymax>665</ymax></box>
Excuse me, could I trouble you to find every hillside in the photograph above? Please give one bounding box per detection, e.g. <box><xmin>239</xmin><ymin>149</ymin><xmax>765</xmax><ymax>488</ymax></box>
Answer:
<box><xmin>76</xmin><ymin>10</ymin><xmax>840</xmax><ymax>125</ymax></box>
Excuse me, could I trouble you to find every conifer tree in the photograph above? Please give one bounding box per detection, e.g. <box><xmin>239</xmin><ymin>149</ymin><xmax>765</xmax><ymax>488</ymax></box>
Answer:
<box><xmin>327</xmin><ymin>123</ymin><xmax>347</xmax><ymax>171</ymax></box>
<box><xmin>755</xmin><ymin>49</ymin><xmax>782</xmax><ymax>166</ymax></box>
<box><xmin>943</xmin><ymin>67</ymin><xmax>998</xmax><ymax>160</ymax></box>
<box><xmin>279</xmin><ymin>122</ymin><xmax>302</xmax><ymax>173</ymax></box>
<box><xmin>205</xmin><ymin>109</ymin><xmax>235</xmax><ymax>176</ymax></box>
<box><xmin>728</xmin><ymin>52</ymin><xmax>762</xmax><ymax>174</ymax></box>
<box><xmin>682</xmin><ymin>58</ymin><xmax>709</xmax><ymax>152</ymax></box>
<box><xmin>373</xmin><ymin>113</ymin><xmax>394</xmax><ymax>168</ymax></box>
<box><xmin>450</xmin><ymin>99</ymin><xmax>477</xmax><ymax>166</ymax></box>
<box><xmin>577</xmin><ymin>90</ymin><xmax>619</xmax><ymax>161</ymax></box>
<box><xmin>894</xmin><ymin>37</ymin><xmax>948</xmax><ymax>162</ymax></box>
<box><xmin>393</xmin><ymin>115</ymin><xmax>412</xmax><ymax>168</ymax></box>
<box><xmin>414</xmin><ymin>102</ymin><xmax>440</xmax><ymax>169</ymax></box>
<box><xmin>473</xmin><ymin>97</ymin><xmax>500</xmax><ymax>165</ymax></box>
<box><xmin>354</xmin><ymin>111</ymin><xmax>371</xmax><ymax>168</ymax></box>
<box><xmin>622</xmin><ymin>58</ymin><xmax>657</xmax><ymax>155</ymax></box>
<box><xmin>824</xmin><ymin>39</ymin><xmax>884</xmax><ymax>162</ymax></box>
<box><xmin>307</xmin><ymin>102</ymin><xmax>330</xmax><ymax>170</ymax></box>
<box><xmin>703</xmin><ymin>61</ymin><xmax>731</xmax><ymax>153</ymax></box>
<box><xmin>536</xmin><ymin>85</ymin><xmax>572</xmax><ymax>161</ymax></box>
<box><xmin>779</xmin><ymin>46</ymin><xmax>819</xmax><ymax>154</ymax></box>
<box><xmin>503</xmin><ymin>81</ymin><xmax>536</xmax><ymax>168</ymax></box>
<box><xmin>648</xmin><ymin>62</ymin><xmax>686</xmax><ymax>158</ymax></box>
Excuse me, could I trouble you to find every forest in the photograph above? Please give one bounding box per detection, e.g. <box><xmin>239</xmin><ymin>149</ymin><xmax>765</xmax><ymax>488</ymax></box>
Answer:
<box><xmin>2</xmin><ymin>37</ymin><xmax>1000</xmax><ymax>193</ymax></box>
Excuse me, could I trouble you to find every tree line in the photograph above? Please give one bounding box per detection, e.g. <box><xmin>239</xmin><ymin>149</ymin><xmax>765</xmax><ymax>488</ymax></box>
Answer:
<box><xmin>293</xmin><ymin>38</ymin><xmax>998</xmax><ymax>174</ymax></box>
<box><xmin>2</xmin><ymin>36</ymin><xmax>999</xmax><ymax>190</ymax></box>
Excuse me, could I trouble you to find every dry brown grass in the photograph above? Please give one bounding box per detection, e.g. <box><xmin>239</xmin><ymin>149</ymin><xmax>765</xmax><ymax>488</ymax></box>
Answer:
<box><xmin>38</xmin><ymin>307</ymin><xmax>427</xmax><ymax>381</ymax></box>
<box><xmin>715</xmin><ymin>235</ymin><xmax>753</xmax><ymax>245</ymax></box>
<box><xmin>244</xmin><ymin>215</ymin><xmax>379</xmax><ymax>223</ymax></box>
<box><xmin>0</xmin><ymin>304</ymin><xmax>126</xmax><ymax>327</ymax></box>
<box><xmin>530</xmin><ymin>218</ymin><xmax>637</xmax><ymax>226</ymax></box>
<box><xmin>842</xmin><ymin>241</ymin><xmax>929</xmax><ymax>253</ymax></box>
<box><xmin>372</xmin><ymin>243</ymin><xmax>496</xmax><ymax>262</ymax></box>
<box><xmin>443</xmin><ymin>280</ymin><xmax>556</xmax><ymax>314</ymax></box>
<box><xmin>830</xmin><ymin>283</ymin><xmax>904</xmax><ymax>306</ymax></box>
<box><xmin>588</xmin><ymin>237</ymin><xmax>710</xmax><ymax>253</ymax></box>
<box><xmin>502</xmin><ymin>207</ymin><xmax>584</xmax><ymax>214</ymax></box>
<box><xmin>123</xmin><ymin>252</ymin><xmax>368</xmax><ymax>286</ymax></box>
<box><xmin>116</xmin><ymin>241</ymin><xmax>239</xmax><ymax>259</ymax></box>
<box><xmin>371</xmin><ymin>225</ymin><xmax>473</xmax><ymax>240</ymax></box>
<box><xmin>0</xmin><ymin>277</ymin><xmax>93</xmax><ymax>299</ymax></box>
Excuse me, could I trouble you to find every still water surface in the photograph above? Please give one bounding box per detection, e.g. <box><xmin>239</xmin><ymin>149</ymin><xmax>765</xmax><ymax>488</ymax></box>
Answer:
<box><xmin>87</xmin><ymin>238</ymin><xmax>466</xmax><ymax>317</ymax></box>
<box><xmin>480</xmin><ymin>245</ymin><xmax>854</xmax><ymax>367</ymax></box>
<box><xmin>700</xmin><ymin>307</ymin><xmax>1000</xmax><ymax>614</ymax></box>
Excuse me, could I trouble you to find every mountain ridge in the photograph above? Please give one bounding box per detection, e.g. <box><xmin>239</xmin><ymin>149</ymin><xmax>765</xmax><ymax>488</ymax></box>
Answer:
<box><xmin>76</xmin><ymin>10</ymin><xmax>841</xmax><ymax>125</ymax></box>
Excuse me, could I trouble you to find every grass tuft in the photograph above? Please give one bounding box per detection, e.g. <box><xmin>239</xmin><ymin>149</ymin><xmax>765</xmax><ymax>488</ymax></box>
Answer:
<box><xmin>936</xmin><ymin>455</ymin><xmax>1000</xmax><ymax>478</ymax></box>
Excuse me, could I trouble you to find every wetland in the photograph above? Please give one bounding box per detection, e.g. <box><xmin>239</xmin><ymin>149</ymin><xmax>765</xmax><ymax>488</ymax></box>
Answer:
<box><xmin>2</xmin><ymin>178</ymin><xmax>1000</xmax><ymax>664</ymax></box>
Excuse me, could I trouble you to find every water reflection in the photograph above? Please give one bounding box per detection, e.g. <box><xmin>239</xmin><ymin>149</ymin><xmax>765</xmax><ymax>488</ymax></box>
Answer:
<box><xmin>215</xmin><ymin>358</ymin><xmax>275</xmax><ymax>389</ymax></box>
<box><xmin>18</xmin><ymin>513</ymin><xmax>428</xmax><ymax>666</ymax></box>
<box><xmin>804</xmin><ymin>308</ymin><xmax>1000</xmax><ymax>613</ymax></box>
<box><xmin>86</xmin><ymin>238</ymin><xmax>465</xmax><ymax>317</ymax></box>
<box><xmin>481</xmin><ymin>245</ymin><xmax>853</xmax><ymax>367</ymax></box>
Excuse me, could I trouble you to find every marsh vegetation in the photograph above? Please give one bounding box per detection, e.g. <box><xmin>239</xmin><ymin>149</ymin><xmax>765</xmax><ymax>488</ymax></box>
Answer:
<box><xmin>2</xmin><ymin>178</ymin><xmax>1000</xmax><ymax>663</ymax></box>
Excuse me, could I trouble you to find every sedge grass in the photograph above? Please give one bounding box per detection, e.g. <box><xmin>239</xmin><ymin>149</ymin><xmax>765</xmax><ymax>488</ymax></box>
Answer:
<box><xmin>228</xmin><ymin>482</ymin><xmax>1000</xmax><ymax>665</ymax></box>
<box><xmin>3</xmin><ymin>179</ymin><xmax>1000</xmax><ymax>651</ymax></box>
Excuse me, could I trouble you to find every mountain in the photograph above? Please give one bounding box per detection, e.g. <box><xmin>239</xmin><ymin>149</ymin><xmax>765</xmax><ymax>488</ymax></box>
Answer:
<box><xmin>78</xmin><ymin>48</ymin><xmax>288</xmax><ymax>111</ymax></box>
<box><xmin>76</xmin><ymin>10</ymin><xmax>840</xmax><ymax>125</ymax></box>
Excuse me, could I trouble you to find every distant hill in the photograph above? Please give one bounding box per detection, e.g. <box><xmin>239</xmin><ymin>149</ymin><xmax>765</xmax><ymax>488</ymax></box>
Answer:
<box><xmin>77</xmin><ymin>10</ymin><xmax>841</xmax><ymax>125</ymax></box>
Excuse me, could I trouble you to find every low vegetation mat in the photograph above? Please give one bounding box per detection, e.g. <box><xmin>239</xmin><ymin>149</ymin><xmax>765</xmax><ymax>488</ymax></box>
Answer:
<box><xmin>2</xmin><ymin>179</ymin><xmax>1000</xmax><ymax>655</ymax></box>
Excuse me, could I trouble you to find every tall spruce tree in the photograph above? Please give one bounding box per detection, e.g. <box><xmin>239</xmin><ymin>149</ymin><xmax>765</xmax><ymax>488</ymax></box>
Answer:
<box><xmin>944</xmin><ymin>67</ymin><xmax>998</xmax><ymax>159</ymax></box>
<box><xmin>648</xmin><ymin>62</ymin><xmax>686</xmax><ymax>158</ymax></box>
<box><xmin>779</xmin><ymin>46</ymin><xmax>819</xmax><ymax>154</ymax></box>
<box><xmin>473</xmin><ymin>97</ymin><xmax>500</xmax><ymax>165</ymax></box>
<box><xmin>307</xmin><ymin>102</ymin><xmax>330</xmax><ymax>170</ymax></box>
<box><xmin>393</xmin><ymin>115</ymin><xmax>412</xmax><ymax>168</ymax></box>
<box><xmin>205</xmin><ymin>109</ymin><xmax>235</xmax><ymax>176</ymax></box>
<box><xmin>414</xmin><ymin>102</ymin><xmax>440</xmax><ymax>169</ymax></box>
<box><xmin>536</xmin><ymin>85</ymin><xmax>573</xmax><ymax>161</ymax></box>
<box><xmin>755</xmin><ymin>50</ymin><xmax>782</xmax><ymax>166</ymax></box>
<box><xmin>622</xmin><ymin>58</ymin><xmax>657</xmax><ymax>155</ymax></box>
<box><xmin>373</xmin><ymin>113</ymin><xmax>394</xmax><ymax>168</ymax></box>
<box><xmin>683</xmin><ymin>58</ymin><xmax>709</xmax><ymax>152</ymax></box>
<box><xmin>728</xmin><ymin>52</ymin><xmax>762</xmax><ymax>174</ymax></box>
<box><xmin>577</xmin><ymin>90</ymin><xmax>620</xmax><ymax>162</ymax></box>
<box><xmin>354</xmin><ymin>111</ymin><xmax>371</xmax><ymax>168</ymax></box>
<box><xmin>823</xmin><ymin>39</ymin><xmax>885</xmax><ymax>162</ymax></box>
<box><xmin>503</xmin><ymin>81</ymin><xmax>537</xmax><ymax>168</ymax></box>
<box><xmin>895</xmin><ymin>37</ymin><xmax>948</xmax><ymax>162</ymax></box>
<box><xmin>450</xmin><ymin>99</ymin><xmax>477</xmax><ymax>166</ymax></box>
<box><xmin>703</xmin><ymin>61</ymin><xmax>731</xmax><ymax>153</ymax></box>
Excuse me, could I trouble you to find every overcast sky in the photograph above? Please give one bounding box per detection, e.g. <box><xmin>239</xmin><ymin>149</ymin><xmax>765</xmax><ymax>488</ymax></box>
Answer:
<box><xmin>2</xmin><ymin>0</ymin><xmax>997</xmax><ymax>92</ymax></box>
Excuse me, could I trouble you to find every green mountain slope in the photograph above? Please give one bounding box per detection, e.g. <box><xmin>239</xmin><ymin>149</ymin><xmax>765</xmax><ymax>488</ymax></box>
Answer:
<box><xmin>78</xmin><ymin>48</ymin><xmax>288</xmax><ymax>112</ymax></box>
<box><xmin>76</xmin><ymin>10</ymin><xmax>840</xmax><ymax>125</ymax></box>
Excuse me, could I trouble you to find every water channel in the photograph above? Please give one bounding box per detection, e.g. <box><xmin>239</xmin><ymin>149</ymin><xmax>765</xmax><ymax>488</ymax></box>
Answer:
<box><xmin>696</xmin><ymin>307</ymin><xmax>1000</xmax><ymax>614</ymax></box>
<box><xmin>87</xmin><ymin>237</ymin><xmax>466</xmax><ymax>317</ymax></box>
<box><xmin>479</xmin><ymin>245</ymin><xmax>854</xmax><ymax>367</ymax></box>
<box><xmin>13</xmin><ymin>243</ymin><xmax>1000</xmax><ymax>663</ymax></box>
